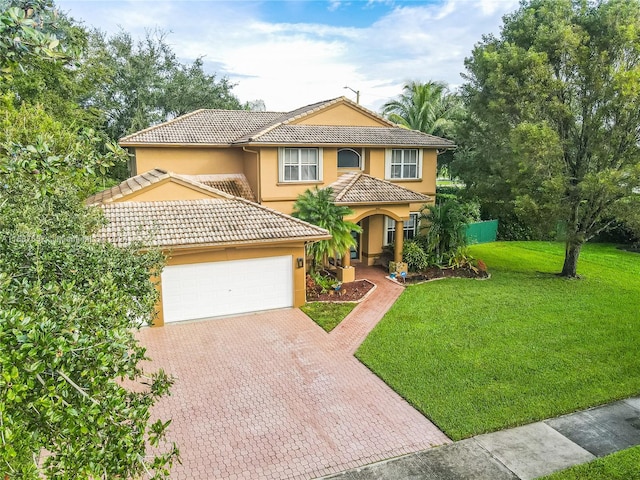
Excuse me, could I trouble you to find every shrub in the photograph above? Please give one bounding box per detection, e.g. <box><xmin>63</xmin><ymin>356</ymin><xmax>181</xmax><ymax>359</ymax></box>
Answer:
<box><xmin>402</xmin><ymin>239</ymin><xmax>430</xmax><ymax>272</ymax></box>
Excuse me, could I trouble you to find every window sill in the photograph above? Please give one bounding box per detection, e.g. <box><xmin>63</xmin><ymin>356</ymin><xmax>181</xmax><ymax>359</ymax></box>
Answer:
<box><xmin>387</xmin><ymin>178</ymin><xmax>422</xmax><ymax>182</ymax></box>
<box><xmin>276</xmin><ymin>181</ymin><xmax>323</xmax><ymax>186</ymax></box>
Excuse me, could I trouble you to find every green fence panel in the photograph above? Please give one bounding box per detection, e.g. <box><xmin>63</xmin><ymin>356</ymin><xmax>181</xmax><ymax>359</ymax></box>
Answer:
<box><xmin>466</xmin><ymin>220</ymin><xmax>498</xmax><ymax>244</ymax></box>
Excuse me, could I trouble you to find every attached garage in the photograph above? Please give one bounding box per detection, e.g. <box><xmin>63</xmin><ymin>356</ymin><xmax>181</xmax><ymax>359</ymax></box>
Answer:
<box><xmin>161</xmin><ymin>256</ymin><xmax>293</xmax><ymax>323</ymax></box>
<box><xmin>90</xmin><ymin>170</ymin><xmax>330</xmax><ymax>326</ymax></box>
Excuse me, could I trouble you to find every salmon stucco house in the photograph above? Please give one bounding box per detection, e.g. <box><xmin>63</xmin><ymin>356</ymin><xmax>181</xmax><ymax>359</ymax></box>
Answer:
<box><xmin>90</xmin><ymin>96</ymin><xmax>454</xmax><ymax>325</ymax></box>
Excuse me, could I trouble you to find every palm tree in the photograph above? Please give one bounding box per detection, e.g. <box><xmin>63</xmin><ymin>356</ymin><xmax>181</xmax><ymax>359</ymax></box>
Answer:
<box><xmin>382</xmin><ymin>81</ymin><xmax>462</xmax><ymax>137</ymax></box>
<box><xmin>292</xmin><ymin>188</ymin><xmax>362</xmax><ymax>271</ymax></box>
<box><xmin>382</xmin><ymin>81</ymin><xmax>463</xmax><ymax>175</ymax></box>
<box><xmin>420</xmin><ymin>197</ymin><xmax>471</xmax><ymax>264</ymax></box>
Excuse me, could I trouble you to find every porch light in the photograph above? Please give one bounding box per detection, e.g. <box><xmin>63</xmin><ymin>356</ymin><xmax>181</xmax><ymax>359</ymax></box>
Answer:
<box><xmin>297</xmin><ymin>257</ymin><xmax>304</xmax><ymax>268</ymax></box>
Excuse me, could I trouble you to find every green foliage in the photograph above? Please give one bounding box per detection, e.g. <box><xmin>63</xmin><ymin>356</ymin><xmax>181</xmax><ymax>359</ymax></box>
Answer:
<box><xmin>0</xmin><ymin>99</ymin><xmax>126</xmax><ymax>193</ymax></box>
<box><xmin>455</xmin><ymin>0</ymin><xmax>640</xmax><ymax>276</ymax></box>
<box><xmin>357</xmin><ymin>242</ymin><xmax>640</xmax><ymax>440</ymax></box>
<box><xmin>0</xmin><ymin>118</ymin><xmax>177</xmax><ymax>476</ymax></box>
<box><xmin>402</xmin><ymin>239</ymin><xmax>429</xmax><ymax>272</ymax></box>
<box><xmin>420</xmin><ymin>197</ymin><xmax>478</xmax><ymax>264</ymax></box>
<box><xmin>292</xmin><ymin>188</ymin><xmax>362</xmax><ymax>270</ymax></box>
<box><xmin>435</xmin><ymin>185</ymin><xmax>463</xmax><ymax>198</ymax></box>
<box><xmin>301</xmin><ymin>302</ymin><xmax>357</xmax><ymax>332</ymax></box>
<box><xmin>541</xmin><ymin>446</ymin><xmax>640</xmax><ymax>480</ymax></box>
<box><xmin>382</xmin><ymin>80</ymin><xmax>463</xmax><ymax>173</ymax></box>
<box><xmin>87</xmin><ymin>29</ymin><xmax>243</xmax><ymax>142</ymax></box>
<box><xmin>309</xmin><ymin>270</ymin><xmax>340</xmax><ymax>294</ymax></box>
<box><xmin>0</xmin><ymin>0</ymin><xmax>68</xmax><ymax>80</ymax></box>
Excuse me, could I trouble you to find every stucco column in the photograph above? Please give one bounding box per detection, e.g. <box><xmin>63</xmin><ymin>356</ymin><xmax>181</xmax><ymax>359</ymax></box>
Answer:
<box><xmin>394</xmin><ymin>220</ymin><xmax>404</xmax><ymax>263</ymax></box>
<box><xmin>341</xmin><ymin>252</ymin><xmax>350</xmax><ymax>268</ymax></box>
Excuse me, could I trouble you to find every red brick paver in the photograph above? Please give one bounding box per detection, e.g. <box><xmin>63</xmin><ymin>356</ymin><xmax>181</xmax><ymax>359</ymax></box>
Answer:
<box><xmin>138</xmin><ymin>266</ymin><xmax>449</xmax><ymax>479</ymax></box>
<box><xmin>330</xmin><ymin>265</ymin><xmax>404</xmax><ymax>354</ymax></box>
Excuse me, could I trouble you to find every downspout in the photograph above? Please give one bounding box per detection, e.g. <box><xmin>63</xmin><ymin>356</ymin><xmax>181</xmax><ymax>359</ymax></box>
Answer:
<box><xmin>242</xmin><ymin>146</ymin><xmax>261</xmax><ymax>203</ymax></box>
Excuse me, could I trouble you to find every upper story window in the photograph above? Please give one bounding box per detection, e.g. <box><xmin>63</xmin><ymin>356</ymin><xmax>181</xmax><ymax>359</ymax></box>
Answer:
<box><xmin>279</xmin><ymin>147</ymin><xmax>322</xmax><ymax>182</ymax></box>
<box><xmin>385</xmin><ymin>148</ymin><xmax>422</xmax><ymax>180</ymax></box>
<box><xmin>337</xmin><ymin>148</ymin><xmax>362</xmax><ymax>169</ymax></box>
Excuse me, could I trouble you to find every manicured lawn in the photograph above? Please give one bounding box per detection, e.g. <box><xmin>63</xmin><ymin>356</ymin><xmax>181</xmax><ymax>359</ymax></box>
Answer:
<box><xmin>541</xmin><ymin>445</ymin><xmax>640</xmax><ymax>480</ymax></box>
<box><xmin>301</xmin><ymin>302</ymin><xmax>357</xmax><ymax>332</ymax></box>
<box><xmin>356</xmin><ymin>242</ymin><xmax>640</xmax><ymax>440</ymax></box>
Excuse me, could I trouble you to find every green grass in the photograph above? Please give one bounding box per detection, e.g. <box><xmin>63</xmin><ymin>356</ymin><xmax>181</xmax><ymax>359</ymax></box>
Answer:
<box><xmin>301</xmin><ymin>302</ymin><xmax>357</xmax><ymax>332</ymax></box>
<box><xmin>541</xmin><ymin>446</ymin><xmax>640</xmax><ymax>479</ymax></box>
<box><xmin>356</xmin><ymin>242</ymin><xmax>640</xmax><ymax>440</ymax></box>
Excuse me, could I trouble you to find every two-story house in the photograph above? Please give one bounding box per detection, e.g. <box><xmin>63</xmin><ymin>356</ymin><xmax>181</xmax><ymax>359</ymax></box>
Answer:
<box><xmin>90</xmin><ymin>97</ymin><xmax>454</xmax><ymax>325</ymax></box>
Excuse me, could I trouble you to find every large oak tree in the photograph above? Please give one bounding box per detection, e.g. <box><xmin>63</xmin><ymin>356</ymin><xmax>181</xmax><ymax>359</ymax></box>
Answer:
<box><xmin>456</xmin><ymin>0</ymin><xmax>640</xmax><ymax>276</ymax></box>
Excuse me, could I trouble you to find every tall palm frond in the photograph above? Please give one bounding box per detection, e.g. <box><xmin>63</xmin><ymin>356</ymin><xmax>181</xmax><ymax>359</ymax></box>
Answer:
<box><xmin>382</xmin><ymin>80</ymin><xmax>463</xmax><ymax>140</ymax></box>
<box><xmin>292</xmin><ymin>188</ymin><xmax>362</xmax><ymax>269</ymax></box>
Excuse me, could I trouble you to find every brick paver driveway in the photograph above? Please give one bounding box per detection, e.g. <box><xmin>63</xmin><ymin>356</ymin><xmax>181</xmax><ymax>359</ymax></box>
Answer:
<box><xmin>139</xmin><ymin>266</ymin><xmax>449</xmax><ymax>479</ymax></box>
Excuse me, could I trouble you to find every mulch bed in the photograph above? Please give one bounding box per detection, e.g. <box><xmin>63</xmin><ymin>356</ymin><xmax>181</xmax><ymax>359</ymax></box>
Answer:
<box><xmin>392</xmin><ymin>266</ymin><xmax>489</xmax><ymax>284</ymax></box>
<box><xmin>307</xmin><ymin>279</ymin><xmax>375</xmax><ymax>302</ymax></box>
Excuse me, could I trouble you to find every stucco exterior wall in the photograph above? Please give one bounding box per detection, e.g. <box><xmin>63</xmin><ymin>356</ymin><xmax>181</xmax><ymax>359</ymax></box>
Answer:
<box><xmin>242</xmin><ymin>148</ymin><xmax>260</xmax><ymax>201</ymax></box>
<box><xmin>293</xmin><ymin>103</ymin><xmax>386</xmax><ymax>127</ymax></box>
<box><xmin>153</xmin><ymin>243</ymin><xmax>308</xmax><ymax>326</ymax></box>
<box><xmin>134</xmin><ymin>147</ymin><xmax>245</xmax><ymax>175</ymax></box>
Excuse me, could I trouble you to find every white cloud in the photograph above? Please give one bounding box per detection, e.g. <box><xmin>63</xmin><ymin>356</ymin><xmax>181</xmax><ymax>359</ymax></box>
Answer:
<box><xmin>57</xmin><ymin>0</ymin><xmax>519</xmax><ymax>112</ymax></box>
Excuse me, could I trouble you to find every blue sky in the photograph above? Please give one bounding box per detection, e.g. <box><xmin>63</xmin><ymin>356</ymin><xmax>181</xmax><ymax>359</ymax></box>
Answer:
<box><xmin>55</xmin><ymin>0</ymin><xmax>519</xmax><ymax>112</ymax></box>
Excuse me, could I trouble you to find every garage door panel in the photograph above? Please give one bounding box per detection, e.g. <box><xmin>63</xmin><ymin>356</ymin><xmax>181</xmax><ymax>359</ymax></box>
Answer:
<box><xmin>162</xmin><ymin>256</ymin><xmax>293</xmax><ymax>323</ymax></box>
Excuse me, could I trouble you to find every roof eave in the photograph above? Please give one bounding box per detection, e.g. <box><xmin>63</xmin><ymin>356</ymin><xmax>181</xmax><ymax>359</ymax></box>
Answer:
<box><xmin>113</xmin><ymin>233</ymin><xmax>332</xmax><ymax>250</ymax></box>
<box><xmin>334</xmin><ymin>198</ymin><xmax>431</xmax><ymax>206</ymax></box>
<box><xmin>119</xmin><ymin>142</ymin><xmax>234</xmax><ymax>148</ymax></box>
<box><xmin>235</xmin><ymin>141</ymin><xmax>456</xmax><ymax>149</ymax></box>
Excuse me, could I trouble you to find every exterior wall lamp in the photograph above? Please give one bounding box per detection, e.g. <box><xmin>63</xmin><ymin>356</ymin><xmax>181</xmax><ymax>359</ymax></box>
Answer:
<box><xmin>297</xmin><ymin>257</ymin><xmax>304</xmax><ymax>269</ymax></box>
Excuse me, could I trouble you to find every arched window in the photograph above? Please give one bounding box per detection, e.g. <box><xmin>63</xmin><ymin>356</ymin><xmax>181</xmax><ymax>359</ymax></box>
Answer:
<box><xmin>337</xmin><ymin>148</ymin><xmax>361</xmax><ymax>169</ymax></box>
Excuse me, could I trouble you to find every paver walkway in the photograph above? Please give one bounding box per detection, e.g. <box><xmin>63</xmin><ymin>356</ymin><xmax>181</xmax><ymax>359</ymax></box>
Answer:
<box><xmin>330</xmin><ymin>265</ymin><xmax>404</xmax><ymax>354</ymax></box>
<box><xmin>322</xmin><ymin>396</ymin><xmax>640</xmax><ymax>480</ymax></box>
<box><xmin>138</xmin><ymin>265</ymin><xmax>449</xmax><ymax>480</ymax></box>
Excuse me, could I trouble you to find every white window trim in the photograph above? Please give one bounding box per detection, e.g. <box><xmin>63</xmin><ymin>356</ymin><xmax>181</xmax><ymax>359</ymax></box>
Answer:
<box><xmin>337</xmin><ymin>148</ymin><xmax>364</xmax><ymax>170</ymax></box>
<box><xmin>384</xmin><ymin>148</ymin><xmax>423</xmax><ymax>180</ymax></box>
<box><xmin>384</xmin><ymin>213</ymin><xmax>420</xmax><ymax>245</ymax></box>
<box><xmin>278</xmin><ymin>147</ymin><xmax>323</xmax><ymax>183</ymax></box>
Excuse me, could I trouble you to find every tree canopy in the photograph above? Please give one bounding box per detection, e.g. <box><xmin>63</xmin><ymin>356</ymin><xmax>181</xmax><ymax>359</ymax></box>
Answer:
<box><xmin>86</xmin><ymin>29</ymin><xmax>243</xmax><ymax>143</ymax></box>
<box><xmin>0</xmin><ymin>2</ymin><xmax>182</xmax><ymax>476</ymax></box>
<box><xmin>454</xmin><ymin>0</ymin><xmax>640</xmax><ymax>276</ymax></box>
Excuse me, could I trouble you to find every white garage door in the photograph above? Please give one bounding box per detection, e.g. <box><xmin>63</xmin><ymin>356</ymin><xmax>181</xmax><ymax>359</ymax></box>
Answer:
<box><xmin>161</xmin><ymin>255</ymin><xmax>293</xmax><ymax>323</ymax></box>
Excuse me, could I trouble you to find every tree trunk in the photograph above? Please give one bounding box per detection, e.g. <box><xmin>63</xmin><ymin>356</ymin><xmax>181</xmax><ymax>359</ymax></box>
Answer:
<box><xmin>560</xmin><ymin>241</ymin><xmax>582</xmax><ymax>277</ymax></box>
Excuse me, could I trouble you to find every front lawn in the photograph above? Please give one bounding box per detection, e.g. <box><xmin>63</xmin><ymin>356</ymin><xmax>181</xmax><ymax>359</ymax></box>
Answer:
<box><xmin>541</xmin><ymin>445</ymin><xmax>640</xmax><ymax>480</ymax></box>
<box><xmin>356</xmin><ymin>242</ymin><xmax>640</xmax><ymax>440</ymax></box>
<box><xmin>301</xmin><ymin>302</ymin><xmax>357</xmax><ymax>332</ymax></box>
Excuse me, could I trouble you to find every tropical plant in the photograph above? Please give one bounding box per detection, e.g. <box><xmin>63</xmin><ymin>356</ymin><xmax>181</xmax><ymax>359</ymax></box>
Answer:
<box><xmin>420</xmin><ymin>197</ymin><xmax>477</xmax><ymax>265</ymax></box>
<box><xmin>402</xmin><ymin>239</ymin><xmax>429</xmax><ymax>272</ymax></box>
<box><xmin>382</xmin><ymin>80</ymin><xmax>463</xmax><ymax>174</ymax></box>
<box><xmin>292</xmin><ymin>187</ymin><xmax>362</xmax><ymax>271</ymax></box>
<box><xmin>455</xmin><ymin>0</ymin><xmax>640</xmax><ymax>277</ymax></box>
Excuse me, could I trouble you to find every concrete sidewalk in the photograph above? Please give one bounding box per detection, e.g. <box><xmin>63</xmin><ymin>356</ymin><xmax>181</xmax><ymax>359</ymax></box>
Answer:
<box><xmin>321</xmin><ymin>396</ymin><xmax>640</xmax><ymax>480</ymax></box>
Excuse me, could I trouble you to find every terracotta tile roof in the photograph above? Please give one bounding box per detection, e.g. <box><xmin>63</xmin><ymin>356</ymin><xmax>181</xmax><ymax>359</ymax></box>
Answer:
<box><xmin>327</xmin><ymin>172</ymin><xmax>431</xmax><ymax>204</ymax></box>
<box><xmin>181</xmin><ymin>174</ymin><xmax>256</xmax><ymax>202</ymax></box>
<box><xmin>240</xmin><ymin>125</ymin><xmax>455</xmax><ymax>147</ymax></box>
<box><xmin>85</xmin><ymin>169</ymin><xmax>229</xmax><ymax>205</ymax></box>
<box><xmin>119</xmin><ymin>110</ymin><xmax>284</xmax><ymax>145</ymax></box>
<box><xmin>95</xmin><ymin>199</ymin><xmax>330</xmax><ymax>248</ymax></box>
<box><xmin>119</xmin><ymin>97</ymin><xmax>455</xmax><ymax>149</ymax></box>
